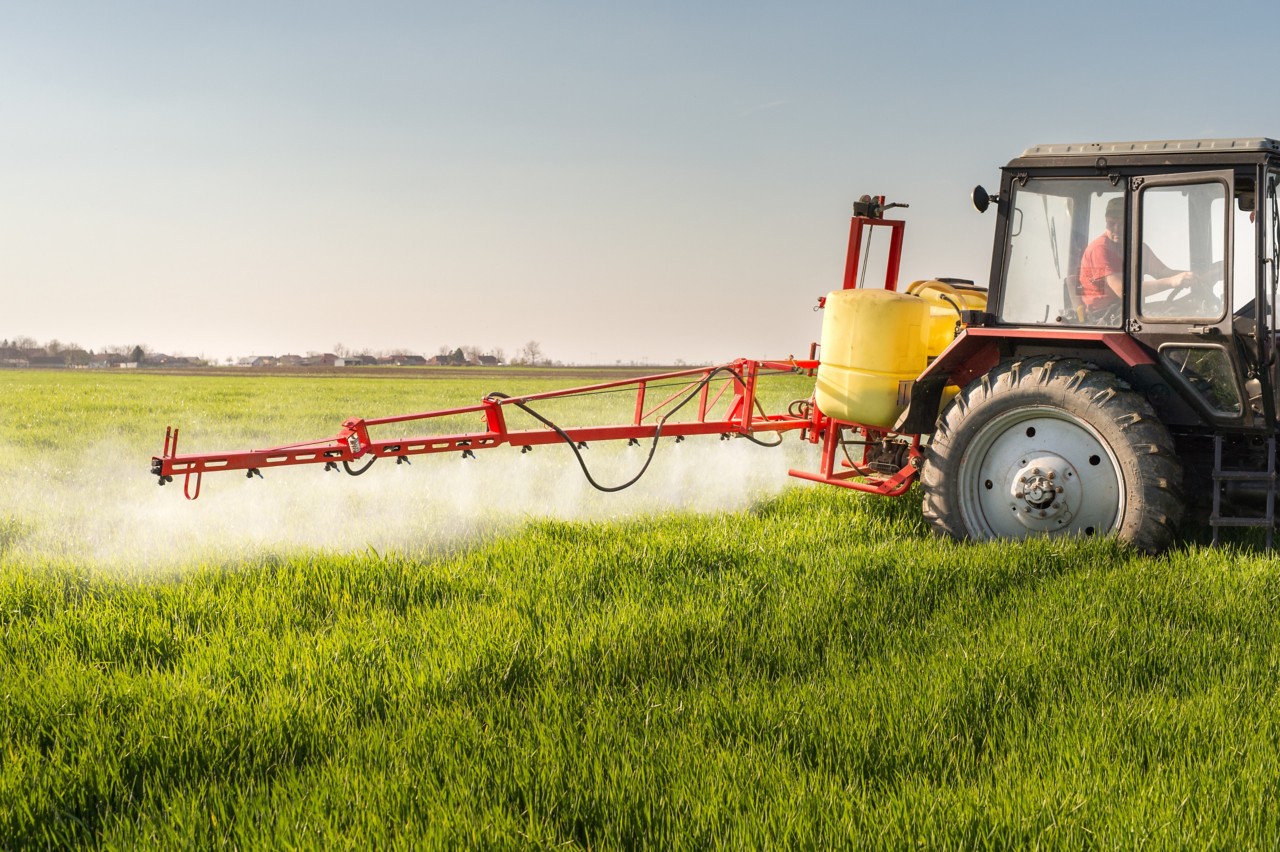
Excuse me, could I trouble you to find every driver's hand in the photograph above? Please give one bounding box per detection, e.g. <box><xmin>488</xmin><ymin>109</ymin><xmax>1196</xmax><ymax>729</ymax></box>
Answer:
<box><xmin>1172</xmin><ymin>270</ymin><xmax>1195</xmax><ymax>288</ymax></box>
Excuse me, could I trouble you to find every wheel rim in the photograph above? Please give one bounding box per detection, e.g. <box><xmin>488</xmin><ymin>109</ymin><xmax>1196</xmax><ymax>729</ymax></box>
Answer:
<box><xmin>957</xmin><ymin>405</ymin><xmax>1124</xmax><ymax>539</ymax></box>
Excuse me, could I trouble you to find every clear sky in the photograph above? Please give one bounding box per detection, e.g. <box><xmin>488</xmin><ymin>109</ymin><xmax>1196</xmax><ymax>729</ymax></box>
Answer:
<box><xmin>3</xmin><ymin>1</ymin><xmax>1271</xmax><ymax>364</ymax></box>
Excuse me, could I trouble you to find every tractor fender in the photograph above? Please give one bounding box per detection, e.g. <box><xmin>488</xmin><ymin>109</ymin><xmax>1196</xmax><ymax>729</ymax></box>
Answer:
<box><xmin>895</xmin><ymin>327</ymin><xmax>1156</xmax><ymax>435</ymax></box>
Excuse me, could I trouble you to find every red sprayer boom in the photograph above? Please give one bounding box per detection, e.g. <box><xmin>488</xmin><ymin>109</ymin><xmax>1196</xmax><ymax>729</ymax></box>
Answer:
<box><xmin>154</xmin><ymin>361</ymin><xmax>809</xmax><ymax>500</ymax></box>
<box><xmin>152</xmin><ymin>197</ymin><xmax>932</xmax><ymax>506</ymax></box>
<box><xmin>157</xmin><ymin>360</ymin><xmax>815</xmax><ymax>498</ymax></box>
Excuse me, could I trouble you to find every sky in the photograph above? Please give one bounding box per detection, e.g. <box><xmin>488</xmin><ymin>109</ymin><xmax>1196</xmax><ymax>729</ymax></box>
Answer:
<box><xmin>3</xmin><ymin>0</ymin><xmax>1272</xmax><ymax>365</ymax></box>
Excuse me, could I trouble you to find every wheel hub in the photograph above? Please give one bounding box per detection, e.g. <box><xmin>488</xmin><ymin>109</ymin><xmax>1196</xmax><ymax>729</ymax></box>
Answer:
<box><xmin>958</xmin><ymin>405</ymin><xmax>1124</xmax><ymax>540</ymax></box>
<box><xmin>1008</xmin><ymin>454</ymin><xmax>1080</xmax><ymax>531</ymax></box>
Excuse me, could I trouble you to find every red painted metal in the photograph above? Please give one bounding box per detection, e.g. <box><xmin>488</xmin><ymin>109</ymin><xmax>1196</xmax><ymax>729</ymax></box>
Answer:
<box><xmin>841</xmin><ymin>208</ymin><xmax>906</xmax><ymax>292</ymax></box>
<box><xmin>919</xmin><ymin>327</ymin><xmax>1158</xmax><ymax>391</ymax></box>
<box><xmin>787</xmin><ymin>420</ymin><xmax>921</xmax><ymax>496</ymax></box>
<box><xmin>963</xmin><ymin>327</ymin><xmax>1156</xmax><ymax>367</ymax></box>
<box><xmin>152</xmin><ymin>360</ymin><xmax>826</xmax><ymax>499</ymax></box>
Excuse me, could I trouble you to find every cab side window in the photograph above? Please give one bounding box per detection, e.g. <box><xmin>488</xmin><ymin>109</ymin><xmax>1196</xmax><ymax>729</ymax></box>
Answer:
<box><xmin>1138</xmin><ymin>182</ymin><xmax>1226</xmax><ymax>321</ymax></box>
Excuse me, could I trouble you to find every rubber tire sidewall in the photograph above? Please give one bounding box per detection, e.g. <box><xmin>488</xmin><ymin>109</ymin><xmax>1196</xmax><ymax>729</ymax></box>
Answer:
<box><xmin>921</xmin><ymin>356</ymin><xmax>1184</xmax><ymax>553</ymax></box>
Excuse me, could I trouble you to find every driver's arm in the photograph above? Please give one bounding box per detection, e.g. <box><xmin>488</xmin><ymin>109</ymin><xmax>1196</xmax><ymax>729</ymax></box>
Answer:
<box><xmin>1141</xmin><ymin>246</ymin><xmax>1194</xmax><ymax>292</ymax></box>
<box><xmin>1103</xmin><ymin>271</ymin><xmax>1123</xmax><ymax>298</ymax></box>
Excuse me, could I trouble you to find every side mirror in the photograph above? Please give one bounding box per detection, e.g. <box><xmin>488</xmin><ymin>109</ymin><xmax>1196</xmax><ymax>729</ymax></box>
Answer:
<box><xmin>972</xmin><ymin>185</ymin><xmax>999</xmax><ymax>214</ymax></box>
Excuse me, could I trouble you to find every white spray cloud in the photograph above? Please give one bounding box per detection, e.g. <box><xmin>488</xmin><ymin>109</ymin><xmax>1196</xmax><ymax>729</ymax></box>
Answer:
<box><xmin>2</xmin><ymin>434</ymin><xmax>819</xmax><ymax>573</ymax></box>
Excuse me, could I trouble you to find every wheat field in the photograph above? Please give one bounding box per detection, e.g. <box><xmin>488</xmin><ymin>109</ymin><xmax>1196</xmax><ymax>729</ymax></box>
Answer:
<box><xmin>3</xmin><ymin>369</ymin><xmax>1279</xmax><ymax>849</ymax></box>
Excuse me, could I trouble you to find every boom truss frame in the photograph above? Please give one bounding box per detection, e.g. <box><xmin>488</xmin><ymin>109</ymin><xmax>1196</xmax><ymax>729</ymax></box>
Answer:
<box><xmin>151</xmin><ymin>359</ymin><xmax>888</xmax><ymax>500</ymax></box>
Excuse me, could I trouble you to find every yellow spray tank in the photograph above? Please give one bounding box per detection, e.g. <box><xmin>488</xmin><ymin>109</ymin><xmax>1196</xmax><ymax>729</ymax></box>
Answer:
<box><xmin>814</xmin><ymin>288</ymin><xmax>929</xmax><ymax>429</ymax></box>
<box><xmin>907</xmin><ymin>279</ymin><xmax>988</xmax><ymax>358</ymax></box>
<box><xmin>814</xmin><ymin>281</ymin><xmax>988</xmax><ymax>429</ymax></box>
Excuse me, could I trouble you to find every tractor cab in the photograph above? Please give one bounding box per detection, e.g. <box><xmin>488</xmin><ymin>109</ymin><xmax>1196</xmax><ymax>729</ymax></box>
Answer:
<box><xmin>912</xmin><ymin>139</ymin><xmax>1280</xmax><ymax>549</ymax></box>
<box><xmin>975</xmin><ymin>139</ymin><xmax>1280</xmax><ymax>434</ymax></box>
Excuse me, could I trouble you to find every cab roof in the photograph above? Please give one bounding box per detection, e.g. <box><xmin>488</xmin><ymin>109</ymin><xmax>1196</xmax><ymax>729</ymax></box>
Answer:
<box><xmin>1020</xmin><ymin>138</ymin><xmax>1280</xmax><ymax>158</ymax></box>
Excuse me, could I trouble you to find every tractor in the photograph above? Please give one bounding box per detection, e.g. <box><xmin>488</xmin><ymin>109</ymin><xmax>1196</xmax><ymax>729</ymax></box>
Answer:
<box><xmin>152</xmin><ymin>138</ymin><xmax>1280</xmax><ymax>553</ymax></box>
<box><xmin>907</xmin><ymin>138</ymin><xmax>1280</xmax><ymax>552</ymax></box>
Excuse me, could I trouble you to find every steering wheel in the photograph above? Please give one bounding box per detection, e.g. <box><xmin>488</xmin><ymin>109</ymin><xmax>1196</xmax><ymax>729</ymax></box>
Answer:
<box><xmin>1196</xmin><ymin>259</ymin><xmax>1225</xmax><ymax>285</ymax></box>
<box><xmin>1167</xmin><ymin>262</ymin><xmax>1224</xmax><ymax>316</ymax></box>
<box><xmin>1138</xmin><ymin>260</ymin><xmax>1223</xmax><ymax>318</ymax></box>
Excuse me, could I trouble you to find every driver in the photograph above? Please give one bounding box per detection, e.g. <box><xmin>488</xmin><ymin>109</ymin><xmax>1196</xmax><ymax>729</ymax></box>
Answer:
<box><xmin>1079</xmin><ymin>196</ymin><xmax>1195</xmax><ymax>319</ymax></box>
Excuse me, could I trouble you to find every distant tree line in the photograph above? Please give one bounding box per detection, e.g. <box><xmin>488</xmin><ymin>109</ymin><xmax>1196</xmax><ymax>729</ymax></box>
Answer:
<box><xmin>0</xmin><ymin>337</ymin><xmax>160</xmax><ymax>368</ymax></box>
<box><xmin>0</xmin><ymin>336</ymin><xmax>554</xmax><ymax>368</ymax></box>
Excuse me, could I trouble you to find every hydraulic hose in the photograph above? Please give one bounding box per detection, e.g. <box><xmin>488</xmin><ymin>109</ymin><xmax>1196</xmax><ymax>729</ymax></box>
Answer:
<box><xmin>486</xmin><ymin>365</ymin><xmax>784</xmax><ymax>493</ymax></box>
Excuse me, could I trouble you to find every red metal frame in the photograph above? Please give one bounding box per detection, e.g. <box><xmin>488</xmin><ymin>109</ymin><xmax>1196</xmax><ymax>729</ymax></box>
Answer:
<box><xmin>787</xmin><ymin>419</ymin><xmax>921</xmax><ymax>496</ymax></box>
<box><xmin>153</xmin><ymin>360</ymin><xmax>835</xmax><ymax>499</ymax></box>
<box><xmin>919</xmin><ymin>326</ymin><xmax>1159</xmax><ymax>391</ymax></box>
<box><xmin>842</xmin><ymin>204</ymin><xmax>906</xmax><ymax>291</ymax></box>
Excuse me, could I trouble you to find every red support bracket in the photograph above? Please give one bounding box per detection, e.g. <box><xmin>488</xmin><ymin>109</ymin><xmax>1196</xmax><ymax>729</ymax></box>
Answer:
<box><xmin>788</xmin><ymin>417</ymin><xmax>922</xmax><ymax>496</ymax></box>
<box><xmin>842</xmin><ymin>212</ymin><xmax>906</xmax><ymax>292</ymax></box>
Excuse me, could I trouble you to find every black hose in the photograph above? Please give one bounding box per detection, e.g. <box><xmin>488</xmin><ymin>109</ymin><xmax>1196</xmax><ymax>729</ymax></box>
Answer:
<box><xmin>837</xmin><ymin>429</ymin><xmax>878</xmax><ymax>477</ymax></box>
<box><xmin>487</xmin><ymin>365</ymin><xmax>785</xmax><ymax>493</ymax></box>
<box><xmin>343</xmin><ymin>456</ymin><xmax>376</xmax><ymax>476</ymax></box>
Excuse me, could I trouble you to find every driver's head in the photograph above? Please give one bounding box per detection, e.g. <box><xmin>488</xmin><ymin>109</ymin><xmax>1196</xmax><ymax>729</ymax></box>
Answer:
<box><xmin>1104</xmin><ymin>196</ymin><xmax>1125</xmax><ymax>242</ymax></box>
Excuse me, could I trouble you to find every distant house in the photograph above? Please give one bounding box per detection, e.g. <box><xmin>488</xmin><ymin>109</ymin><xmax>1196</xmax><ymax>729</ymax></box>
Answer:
<box><xmin>145</xmin><ymin>350</ymin><xmax>194</xmax><ymax>365</ymax></box>
<box><xmin>277</xmin><ymin>354</ymin><xmax>304</xmax><ymax>367</ymax></box>
<box><xmin>479</xmin><ymin>355</ymin><xmax>501</xmax><ymax>366</ymax></box>
<box><xmin>387</xmin><ymin>354</ymin><xmax>427</xmax><ymax>367</ymax></box>
<box><xmin>0</xmin><ymin>348</ymin><xmax>29</xmax><ymax>368</ymax></box>
<box><xmin>19</xmin><ymin>348</ymin><xmax>62</xmax><ymax>367</ymax></box>
<box><xmin>90</xmin><ymin>353</ymin><xmax>128</xmax><ymax>369</ymax></box>
<box><xmin>250</xmin><ymin>356</ymin><xmax>278</xmax><ymax>368</ymax></box>
<box><xmin>429</xmin><ymin>347</ymin><xmax>471</xmax><ymax>366</ymax></box>
<box><xmin>301</xmin><ymin>353</ymin><xmax>344</xmax><ymax>367</ymax></box>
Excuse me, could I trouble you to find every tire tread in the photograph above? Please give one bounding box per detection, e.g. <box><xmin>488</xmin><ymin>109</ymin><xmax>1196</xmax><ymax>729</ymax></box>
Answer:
<box><xmin>921</xmin><ymin>356</ymin><xmax>1184</xmax><ymax>553</ymax></box>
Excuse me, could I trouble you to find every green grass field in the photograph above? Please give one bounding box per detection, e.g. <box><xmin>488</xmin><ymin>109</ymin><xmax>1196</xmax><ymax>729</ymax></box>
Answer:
<box><xmin>3</xmin><ymin>369</ymin><xmax>1280</xmax><ymax>849</ymax></box>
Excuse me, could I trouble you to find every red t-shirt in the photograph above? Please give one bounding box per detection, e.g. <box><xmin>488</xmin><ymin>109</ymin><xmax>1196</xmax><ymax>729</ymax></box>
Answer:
<box><xmin>1078</xmin><ymin>234</ymin><xmax>1120</xmax><ymax>308</ymax></box>
<box><xmin>1079</xmin><ymin>235</ymin><xmax>1161</xmax><ymax>308</ymax></box>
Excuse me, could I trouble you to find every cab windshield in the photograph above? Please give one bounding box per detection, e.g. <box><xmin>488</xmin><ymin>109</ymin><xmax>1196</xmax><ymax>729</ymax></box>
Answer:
<box><xmin>1001</xmin><ymin>176</ymin><xmax>1233</xmax><ymax>328</ymax></box>
<box><xmin>1001</xmin><ymin>178</ymin><xmax>1120</xmax><ymax>327</ymax></box>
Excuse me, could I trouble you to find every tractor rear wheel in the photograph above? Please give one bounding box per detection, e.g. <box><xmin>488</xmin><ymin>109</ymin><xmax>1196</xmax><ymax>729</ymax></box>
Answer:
<box><xmin>921</xmin><ymin>356</ymin><xmax>1183</xmax><ymax>553</ymax></box>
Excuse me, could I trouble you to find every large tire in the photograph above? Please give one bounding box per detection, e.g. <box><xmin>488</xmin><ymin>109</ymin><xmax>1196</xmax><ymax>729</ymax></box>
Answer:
<box><xmin>921</xmin><ymin>356</ymin><xmax>1184</xmax><ymax>553</ymax></box>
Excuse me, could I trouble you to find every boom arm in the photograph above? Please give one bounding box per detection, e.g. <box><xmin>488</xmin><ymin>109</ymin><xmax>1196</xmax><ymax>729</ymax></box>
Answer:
<box><xmin>151</xmin><ymin>359</ymin><xmax>820</xmax><ymax>499</ymax></box>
